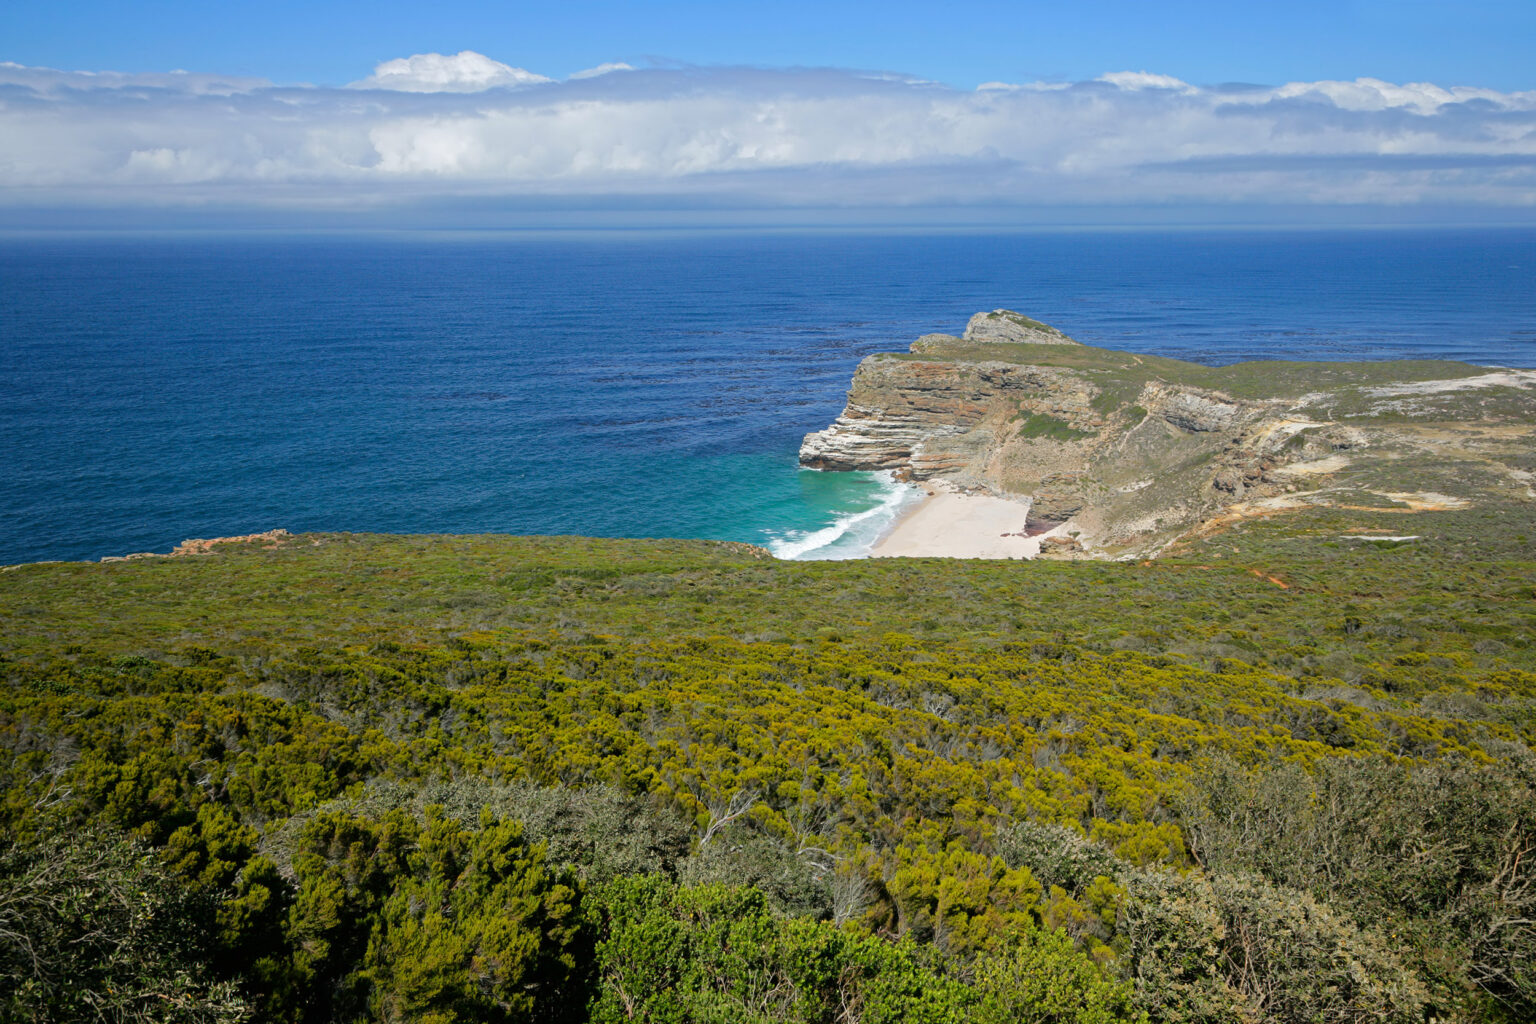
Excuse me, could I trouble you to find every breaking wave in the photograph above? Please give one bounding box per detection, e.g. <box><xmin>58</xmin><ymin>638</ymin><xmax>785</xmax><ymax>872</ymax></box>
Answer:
<box><xmin>767</xmin><ymin>471</ymin><xmax>922</xmax><ymax>560</ymax></box>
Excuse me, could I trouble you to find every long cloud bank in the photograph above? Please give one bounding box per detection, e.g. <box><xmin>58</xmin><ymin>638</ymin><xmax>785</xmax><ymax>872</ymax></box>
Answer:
<box><xmin>2</xmin><ymin>52</ymin><xmax>1534</xmax><ymax>212</ymax></box>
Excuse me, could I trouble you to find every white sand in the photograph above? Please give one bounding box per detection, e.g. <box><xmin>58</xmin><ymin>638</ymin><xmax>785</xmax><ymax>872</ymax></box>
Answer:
<box><xmin>1362</xmin><ymin>370</ymin><xmax>1536</xmax><ymax>397</ymax></box>
<box><xmin>871</xmin><ymin>482</ymin><xmax>1042</xmax><ymax>559</ymax></box>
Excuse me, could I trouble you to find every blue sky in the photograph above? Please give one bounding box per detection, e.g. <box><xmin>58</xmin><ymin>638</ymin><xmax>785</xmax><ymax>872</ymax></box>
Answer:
<box><xmin>5</xmin><ymin>0</ymin><xmax>1535</xmax><ymax>90</ymax></box>
<box><xmin>3</xmin><ymin>1</ymin><xmax>1535</xmax><ymax>226</ymax></box>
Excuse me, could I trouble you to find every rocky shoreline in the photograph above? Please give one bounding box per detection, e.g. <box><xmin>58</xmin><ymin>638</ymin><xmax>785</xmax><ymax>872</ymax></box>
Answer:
<box><xmin>802</xmin><ymin>310</ymin><xmax>1536</xmax><ymax>559</ymax></box>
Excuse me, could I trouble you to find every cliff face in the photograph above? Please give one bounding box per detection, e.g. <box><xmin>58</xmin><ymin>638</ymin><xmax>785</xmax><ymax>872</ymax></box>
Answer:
<box><xmin>798</xmin><ymin>356</ymin><xmax>1099</xmax><ymax>477</ymax></box>
<box><xmin>802</xmin><ymin>312</ymin><xmax>1536</xmax><ymax>557</ymax></box>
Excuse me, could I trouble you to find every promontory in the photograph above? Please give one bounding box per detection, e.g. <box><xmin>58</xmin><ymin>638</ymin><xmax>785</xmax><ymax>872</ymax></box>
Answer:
<box><xmin>801</xmin><ymin>309</ymin><xmax>1536</xmax><ymax>558</ymax></box>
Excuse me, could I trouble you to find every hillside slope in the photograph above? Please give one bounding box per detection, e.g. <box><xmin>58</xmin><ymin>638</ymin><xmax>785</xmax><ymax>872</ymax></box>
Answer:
<box><xmin>2</xmin><ymin>515</ymin><xmax>1534</xmax><ymax>1022</ymax></box>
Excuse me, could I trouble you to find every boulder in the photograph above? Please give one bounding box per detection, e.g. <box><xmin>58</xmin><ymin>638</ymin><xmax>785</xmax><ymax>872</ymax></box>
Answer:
<box><xmin>1212</xmin><ymin>468</ymin><xmax>1245</xmax><ymax>494</ymax></box>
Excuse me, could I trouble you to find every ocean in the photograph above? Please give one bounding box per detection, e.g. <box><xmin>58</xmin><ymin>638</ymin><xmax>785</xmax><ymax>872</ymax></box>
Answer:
<box><xmin>2</xmin><ymin>229</ymin><xmax>1533</xmax><ymax>566</ymax></box>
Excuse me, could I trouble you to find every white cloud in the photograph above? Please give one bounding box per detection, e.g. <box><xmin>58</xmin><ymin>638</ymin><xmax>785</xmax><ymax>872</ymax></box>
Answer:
<box><xmin>1269</xmin><ymin>76</ymin><xmax>1517</xmax><ymax>114</ymax></box>
<box><xmin>975</xmin><ymin>81</ymin><xmax>1070</xmax><ymax>93</ymax></box>
<box><xmin>1096</xmin><ymin>71</ymin><xmax>1197</xmax><ymax>93</ymax></box>
<box><xmin>1</xmin><ymin>59</ymin><xmax>1533</xmax><ymax>212</ymax></box>
<box><xmin>570</xmin><ymin>62</ymin><xmax>635</xmax><ymax>80</ymax></box>
<box><xmin>352</xmin><ymin>50</ymin><xmax>550</xmax><ymax>92</ymax></box>
<box><xmin>0</xmin><ymin>59</ymin><xmax>269</xmax><ymax>95</ymax></box>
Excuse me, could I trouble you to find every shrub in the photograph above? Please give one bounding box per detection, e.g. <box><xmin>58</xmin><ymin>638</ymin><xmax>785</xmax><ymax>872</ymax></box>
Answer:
<box><xmin>584</xmin><ymin>875</ymin><xmax>972</xmax><ymax>1024</ymax></box>
<box><xmin>1180</xmin><ymin>754</ymin><xmax>1536</xmax><ymax>1018</ymax></box>
<box><xmin>283</xmin><ymin>809</ymin><xmax>585</xmax><ymax>1024</ymax></box>
<box><xmin>1120</xmin><ymin>869</ymin><xmax>1426</xmax><ymax>1024</ymax></box>
<box><xmin>972</xmin><ymin>926</ymin><xmax>1146</xmax><ymax>1024</ymax></box>
<box><xmin>0</xmin><ymin>826</ymin><xmax>250</xmax><ymax>1024</ymax></box>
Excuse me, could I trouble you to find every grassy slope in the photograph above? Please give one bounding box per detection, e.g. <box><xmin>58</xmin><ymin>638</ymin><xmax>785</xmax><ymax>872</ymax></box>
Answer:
<box><xmin>2</xmin><ymin>502</ymin><xmax>1532</xmax><ymax>705</ymax></box>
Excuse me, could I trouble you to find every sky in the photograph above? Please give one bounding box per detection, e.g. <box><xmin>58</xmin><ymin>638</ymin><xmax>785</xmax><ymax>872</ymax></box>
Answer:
<box><xmin>3</xmin><ymin>0</ymin><xmax>1535</xmax><ymax>228</ymax></box>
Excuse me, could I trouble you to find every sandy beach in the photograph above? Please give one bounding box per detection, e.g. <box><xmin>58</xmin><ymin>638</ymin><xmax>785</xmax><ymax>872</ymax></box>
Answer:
<box><xmin>871</xmin><ymin>481</ymin><xmax>1046</xmax><ymax>559</ymax></box>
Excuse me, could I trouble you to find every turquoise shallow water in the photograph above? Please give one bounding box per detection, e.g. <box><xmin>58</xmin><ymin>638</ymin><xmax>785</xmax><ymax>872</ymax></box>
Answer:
<box><xmin>1</xmin><ymin>229</ymin><xmax>1533</xmax><ymax>565</ymax></box>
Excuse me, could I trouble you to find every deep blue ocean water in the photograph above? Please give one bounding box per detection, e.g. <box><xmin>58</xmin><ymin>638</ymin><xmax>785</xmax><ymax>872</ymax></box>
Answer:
<box><xmin>2</xmin><ymin>229</ymin><xmax>1534</xmax><ymax>566</ymax></box>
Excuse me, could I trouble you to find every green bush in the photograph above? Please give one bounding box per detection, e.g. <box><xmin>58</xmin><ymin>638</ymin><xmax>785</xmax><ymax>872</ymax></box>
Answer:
<box><xmin>1181</xmin><ymin>754</ymin><xmax>1536</xmax><ymax>1019</ymax></box>
<box><xmin>283</xmin><ymin>809</ymin><xmax>584</xmax><ymax>1024</ymax></box>
<box><xmin>584</xmin><ymin>876</ymin><xmax>1138</xmax><ymax>1024</ymax></box>
<box><xmin>0</xmin><ymin>827</ymin><xmax>250</xmax><ymax>1024</ymax></box>
<box><xmin>972</xmin><ymin>926</ymin><xmax>1145</xmax><ymax>1024</ymax></box>
<box><xmin>1120</xmin><ymin>869</ymin><xmax>1426</xmax><ymax>1024</ymax></box>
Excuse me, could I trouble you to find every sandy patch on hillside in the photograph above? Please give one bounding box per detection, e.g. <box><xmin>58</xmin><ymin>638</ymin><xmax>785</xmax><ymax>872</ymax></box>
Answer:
<box><xmin>1372</xmin><ymin>491</ymin><xmax>1470</xmax><ymax>511</ymax></box>
<box><xmin>1182</xmin><ymin>488</ymin><xmax>1471</xmax><ymax>541</ymax></box>
<box><xmin>1507</xmin><ymin>469</ymin><xmax>1536</xmax><ymax>499</ymax></box>
<box><xmin>1362</xmin><ymin>371</ymin><xmax>1536</xmax><ymax>397</ymax></box>
<box><xmin>1271</xmin><ymin>455</ymin><xmax>1351</xmax><ymax>478</ymax></box>
<box><xmin>1248</xmin><ymin>417</ymin><xmax>1329</xmax><ymax>447</ymax></box>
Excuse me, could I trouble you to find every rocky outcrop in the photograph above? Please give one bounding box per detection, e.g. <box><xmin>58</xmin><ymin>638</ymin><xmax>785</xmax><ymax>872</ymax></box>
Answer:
<box><xmin>1156</xmin><ymin>389</ymin><xmax>1245</xmax><ymax>433</ymax></box>
<box><xmin>101</xmin><ymin>529</ymin><xmax>292</xmax><ymax>562</ymax></box>
<box><xmin>963</xmin><ymin>310</ymin><xmax>1078</xmax><ymax>346</ymax></box>
<box><xmin>801</xmin><ymin>310</ymin><xmax>1536</xmax><ymax>558</ymax></box>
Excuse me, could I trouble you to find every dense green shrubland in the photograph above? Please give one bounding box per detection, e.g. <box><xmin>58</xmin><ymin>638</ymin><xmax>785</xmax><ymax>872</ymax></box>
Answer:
<box><xmin>1</xmin><ymin>511</ymin><xmax>1533</xmax><ymax>1022</ymax></box>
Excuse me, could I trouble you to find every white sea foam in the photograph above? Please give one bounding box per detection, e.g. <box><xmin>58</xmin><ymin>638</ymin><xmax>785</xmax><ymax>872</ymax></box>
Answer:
<box><xmin>768</xmin><ymin>472</ymin><xmax>923</xmax><ymax>560</ymax></box>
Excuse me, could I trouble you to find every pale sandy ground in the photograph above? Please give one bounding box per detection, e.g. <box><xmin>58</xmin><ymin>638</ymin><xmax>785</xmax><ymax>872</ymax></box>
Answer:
<box><xmin>872</xmin><ymin>481</ymin><xmax>1042</xmax><ymax>559</ymax></box>
<box><xmin>1361</xmin><ymin>370</ymin><xmax>1536</xmax><ymax>397</ymax></box>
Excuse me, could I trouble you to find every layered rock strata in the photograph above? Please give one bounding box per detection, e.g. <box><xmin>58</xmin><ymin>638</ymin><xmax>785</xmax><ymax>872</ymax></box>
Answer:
<box><xmin>801</xmin><ymin>311</ymin><xmax>1536</xmax><ymax>557</ymax></box>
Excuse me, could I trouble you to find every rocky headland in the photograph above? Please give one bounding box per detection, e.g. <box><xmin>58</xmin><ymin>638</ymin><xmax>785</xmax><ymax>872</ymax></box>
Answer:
<box><xmin>802</xmin><ymin>310</ymin><xmax>1536</xmax><ymax>558</ymax></box>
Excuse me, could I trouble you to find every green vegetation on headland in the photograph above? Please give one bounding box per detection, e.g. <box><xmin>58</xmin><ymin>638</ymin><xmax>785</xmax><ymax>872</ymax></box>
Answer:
<box><xmin>899</xmin><ymin>335</ymin><xmax>1496</xmax><ymax>403</ymax></box>
<box><xmin>2</xmin><ymin>503</ymin><xmax>1534</xmax><ymax>1022</ymax></box>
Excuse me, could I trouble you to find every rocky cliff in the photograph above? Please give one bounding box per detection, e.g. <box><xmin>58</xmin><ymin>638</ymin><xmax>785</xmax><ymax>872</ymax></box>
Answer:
<box><xmin>802</xmin><ymin>312</ymin><xmax>1536</xmax><ymax>558</ymax></box>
